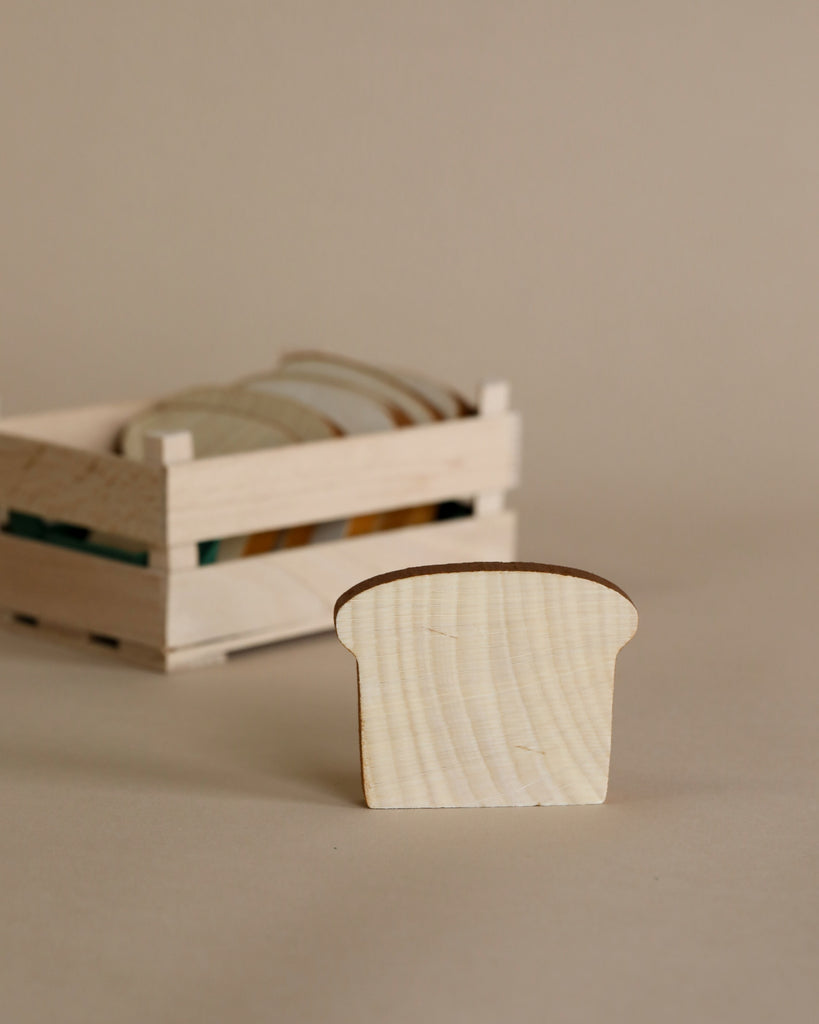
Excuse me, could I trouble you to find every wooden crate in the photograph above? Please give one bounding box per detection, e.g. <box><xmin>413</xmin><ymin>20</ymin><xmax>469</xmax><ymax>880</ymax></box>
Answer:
<box><xmin>0</xmin><ymin>382</ymin><xmax>519</xmax><ymax>670</ymax></box>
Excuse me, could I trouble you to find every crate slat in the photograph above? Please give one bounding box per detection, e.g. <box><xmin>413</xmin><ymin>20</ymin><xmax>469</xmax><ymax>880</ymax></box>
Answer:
<box><xmin>0</xmin><ymin>533</ymin><xmax>165</xmax><ymax>646</ymax></box>
<box><xmin>166</xmin><ymin>511</ymin><xmax>516</xmax><ymax>650</ymax></box>
<box><xmin>164</xmin><ymin>412</ymin><xmax>520</xmax><ymax>545</ymax></box>
<box><xmin>1</xmin><ymin>399</ymin><xmax>152</xmax><ymax>453</ymax></box>
<box><xmin>0</xmin><ymin>433</ymin><xmax>165</xmax><ymax>544</ymax></box>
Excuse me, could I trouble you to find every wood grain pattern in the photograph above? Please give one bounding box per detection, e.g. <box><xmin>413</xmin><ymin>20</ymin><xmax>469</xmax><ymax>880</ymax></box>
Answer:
<box><xmin>0</xmin><ymin>431</ymin><xmax>165</xmax><ymax>544</ymax></box>
<box><xmin>271</xmin><ymin>355</ymin><xmax>449</xmax><ymax>536</ymax></box>
<box><xmin>474</xmin><ymin>380</ymin><xmax>513</xmax><ymax>518</ymax></box>
<box><xmin>163</xmin><ymin>412</ymin><xmax>520</xmax><ymax>545</ymax></box>
<box><xmin>335</xmin><ymin>563</ymin><xmax>637</xmax><ymax>808</ymax></box>
<box><xmin>0</xmin><ymin>532</ymin><xmax>165</xmax><ymax>647</ymax></box>
<box><xmin>166</xmin><ymin>512</ymin><xmax>515</xmax><ymax>649</ymax></box>
<box><xmin>244</xmin><ymin>371</ymin><xmax>407</xmax><ymax>546</ymax></box>
<box><xmin>144</xmin><ymin>432</ymin><xmax>199</xmax><ymax>571</ymax></box>
<box><xmin>0</xmin><ymin>382</ymin><xmax>520</xmax><ymax>671</ymax></box>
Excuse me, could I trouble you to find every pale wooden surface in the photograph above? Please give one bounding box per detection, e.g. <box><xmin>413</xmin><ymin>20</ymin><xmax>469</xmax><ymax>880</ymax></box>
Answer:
<box><xmin>0</xmin><ymin>391</ymin><xmax>519</xmax><ymax>669</ymax></box>
<box><xmin>164</xmin><ymin>412</ymin><xmax>520</xmax><ymax>544</ymax></box>
<box><xmin>0</xmin><ymin>400</ymin><xmax>152</xmax><ymax>452</ymax></box>
<box><xmin>244</xmin><ymin>366</ymin><xmax>409</xmax><ymax>544</ymax></box>
<box><xmin>0</xmin><ymin>512</ymin><xmax>514</xmax><ymax>670</ymax></box>
<box><xmin>0</xmin><ymin>532</ymin><xmax>165</xmax><ymax>646</ymax></box>
<box><xmin>0</xmin><ymin>431</ymin><xmax>165</xmax><ymax>544</ymax></box>
<box><xmin>474</xmin><ymin>380</ymin><xmax>512</xmax><ymax>518</ymax></box>
<box><xmin>166</xmin><ymin>512</ymin><xmax>515</xmax><ymax>651</ymax></box>
<box><xmin>144</xmin><ymin>431</ymin><xmax>199</xmax><ymax>572</ymax></box>
<box><xmin>2</xmin><ymin>4</ymin><xmax>816</xmax><ymax>1019</ymax></box>
<box><xmin>336</xmin><ymin>565</ymin><xmax>637</xmax><ymax>808</ymax></box>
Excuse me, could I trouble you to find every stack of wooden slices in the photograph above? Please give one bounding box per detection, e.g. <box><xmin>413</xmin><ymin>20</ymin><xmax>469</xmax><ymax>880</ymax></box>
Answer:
<box><xmin>118</xmin><ymin>352</ymin><xmax>474</xmax><ymax>562</ymax></box>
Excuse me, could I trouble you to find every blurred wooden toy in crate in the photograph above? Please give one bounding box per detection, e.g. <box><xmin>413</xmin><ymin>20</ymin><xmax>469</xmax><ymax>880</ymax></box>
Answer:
<box><xmin>0</xmin><ymin>353</ymin><xmax>519</xmax><ymax>670</ymax></box>
<box><xmin>335</xmin><ymin>562</ymin><xmax>638</xmax><ymax>808</ymax></box>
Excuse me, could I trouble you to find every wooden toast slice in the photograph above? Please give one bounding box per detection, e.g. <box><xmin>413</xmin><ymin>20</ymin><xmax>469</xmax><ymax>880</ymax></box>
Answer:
<box><xmin>335</xmin><ymin>562</ymin><xmax>638</xmax><ymax>808</ymax></box>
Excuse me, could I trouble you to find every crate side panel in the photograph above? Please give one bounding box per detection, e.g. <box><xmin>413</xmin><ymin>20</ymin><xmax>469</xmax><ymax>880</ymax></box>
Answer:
<box><xmin>0</xmin><ymin>434</ymin><xmax>166</xmax><ymax>544</ymax></box>
<box><xmin>165</xmin><ymin>413</ymin><xmax>520</xmax><ymax>544</ymax></box>
<box><xmin>1</xmin><ymin>400</ymin><xmax>152</xmax><ymax>453</ymax></box>
<box><xmin>166</xmin><ymin>511</ymin><xmax>516</xmax><ymax>648</ymax></box>
<box><xmin>0</xmin><ymin>534</ymin><xmax>166</xmax><ymax>646</ymax></box>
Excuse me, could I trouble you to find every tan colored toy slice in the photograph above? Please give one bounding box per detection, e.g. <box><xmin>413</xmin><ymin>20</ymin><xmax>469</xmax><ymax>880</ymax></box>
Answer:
<box><xmin>119</xmin><ymin>387</ymin><xmax>342</xmax><ymax>558</ymax></box>
<box><xmin>135</xmin><ymin>387</ymin><xmax>339</xmax><ymax>441</ymax></box>
<box><xmin>335</xmin><ymin>562</ymin><xmax>638</xmax><ymax>809</ymax></box>
<box><xmin>119</xmin><ymin>408</ymin><xmax>297</xmax><ymax>460</ymax></box>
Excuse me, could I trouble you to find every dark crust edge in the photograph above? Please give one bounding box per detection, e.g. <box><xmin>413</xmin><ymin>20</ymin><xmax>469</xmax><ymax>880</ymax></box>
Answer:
<box><xmin>334</xmin><ymin>561</ymin><xmax>635</xmax><ymax>623</ymax></box>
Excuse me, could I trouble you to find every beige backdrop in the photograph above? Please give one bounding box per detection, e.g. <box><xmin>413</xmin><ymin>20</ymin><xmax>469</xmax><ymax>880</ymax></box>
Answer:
<box><xmin>1</xmin><ymin>3</ymin><xmax>816</xmax><ymax>1023</ymax></box>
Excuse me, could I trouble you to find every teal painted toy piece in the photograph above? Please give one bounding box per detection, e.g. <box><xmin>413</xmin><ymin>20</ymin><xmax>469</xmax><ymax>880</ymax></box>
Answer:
<box><xmin>4</xmin><ymin>511</ymin><xmax>149</xmax><ymax>567</ymax></box>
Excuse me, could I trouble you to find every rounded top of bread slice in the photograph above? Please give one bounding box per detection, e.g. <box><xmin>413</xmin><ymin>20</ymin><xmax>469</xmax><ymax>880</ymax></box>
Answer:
<box><xmin>276</xmin><ymin>351</ymin><xmax>444</xmax><ymax>423</ymax></box>
<box><xmin>119</xmin><ymin>385</ymin><xmax>341</xmax><ymax>458</ymax></box>
<box><xmin>335</xmin><ymin>561</ymin><xmax>638</xmax><ymax>656</ymax></box>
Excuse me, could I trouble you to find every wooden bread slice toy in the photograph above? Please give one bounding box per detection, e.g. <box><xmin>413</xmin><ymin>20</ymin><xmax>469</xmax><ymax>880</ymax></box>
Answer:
<box><xmin>275</xmin><ymin>350</ymin><xmax>443</xmax><ymax>424</ymax></box>
<box><xmin>118</xmin><ymin>385</ymin><xmax>339</xmax><ymax>458</ymax></box>
<box><xmin>275</xmin><ymin>352</ymin><xmax>462</xmax><ymax>532</ymax></box>
<box><xmin>118</xmin><ymin>407</ymin><xmax>297</xmax><ymax>460</ymax></box>
<box><xmin>242</xmin><ymin>374</ymin><xmax>411</xmax><ymax>431</ymax></box>
<box><xmin>384</xmin><ymin>366</ymin><xmax>474</xmax><ymax>419</ymax></box>
<box><xmin>118</xmin><ymin>386</ymin><xmax>342</xmax><ymax>560</ymax></box>
<box><xmin>335</xmin><ymin>562</ymin><xmax>638</xmax><ymax>809</ymax></box>
<box><xmin>241</xmin><ymin>374</ymin><xmax>409</xmax><ymax>544</ymax></box>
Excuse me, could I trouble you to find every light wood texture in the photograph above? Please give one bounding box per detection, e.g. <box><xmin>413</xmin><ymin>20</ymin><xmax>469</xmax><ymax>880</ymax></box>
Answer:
<box><xmin>0</xmin><ymin>384</ymin><xmax>519</xmax><ymax>671</ymax></box>
<box><xmin>144</xmin><ymin>431</ymin><xmax>199</xmax><ymax>571</ymax></box>
<box><xmin>474</xmin><ymin>380</ymin><xmax>513</xmax><ymax>518</ymax></box>
<box><xmin>0</xmin><ymin>399</ymin><xmax>151</xmax><ymax>453</ymax></box>
<box><xmin>0</xmin><ymin>511</ymin><xmax>514</xmax><ymax>671</ymax></box>
<box><xmin>244</xmin><ymin>373</ymin><xmax>405</xmax><ymax>546</ymax></box>
<box><xmin>166</xmin><ymin>512</ymin><xmax>515</xmax><ymax>650</ymax></box>
<box><xmin>0</xmin><ymin>430</ymin><xmax>165</xmax><ymax>544</ymax></box>
<box><xmin>272</xmin><ymin>354</ymin><xmax>449</xmax><ymax>538</ymax></box>
<box><xmin>163</xmin><ymin>411</ymin><xmax>520</xmax><ymax>545</ymax></box>
<box><xmin>119</xmin><ymin>386</ymin><xmax>345</xmax><ymax>460</ymax></box>
<box><xmin>0</xmin><ymin>532</ymin><xmax>165</xmax><ymax>647</ymax></box>
<box><xmin>119</xmin><ymin>408</ymin><xmax>297</xmax><ymax>460</ymax></box>
<box><xmin>143</xmin><ymin>430</ymin><xmax>195</xmax><ymax>466</ymax></box>
<box><xmin>335</xmin><ymin>563</ymin><xmax>638</xmax><ymax>808</ymax></box>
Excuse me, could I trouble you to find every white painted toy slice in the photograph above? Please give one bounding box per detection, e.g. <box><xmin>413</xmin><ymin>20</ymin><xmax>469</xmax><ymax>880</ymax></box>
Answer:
<box><xmin>243</xmin><ymin>376</ymin><xmax>403</xmax><ymax>434</ymax></box>
<box><xmin>153</xmin><ymin>386</ymin><xmax>341</xmax><ymax>441</ymax></box>
<box><xmin>335</xmin><ymin>562</ymin><xmax>638</xmax><ymax>809</ymax></box>
<box><xmin>276</xmin><ymin>351</ymin><xmax>442</xmax><ymax>424</ymax></box>
<box><xmin>388</xmin><ymin>367</ymin><xmax>472</xmax><ymax>419</ymax></box>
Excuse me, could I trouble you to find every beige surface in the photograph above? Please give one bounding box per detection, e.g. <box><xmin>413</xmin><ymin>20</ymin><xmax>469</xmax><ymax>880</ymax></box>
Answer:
<box><xmin>0</xmin><ymin>2</ymin><xmax>817</xmax><ymax>1022</ymax></box>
